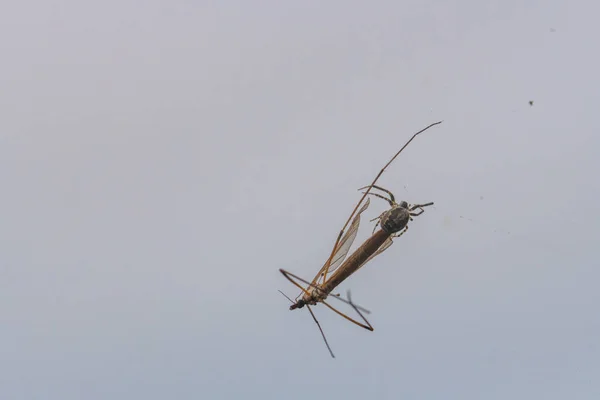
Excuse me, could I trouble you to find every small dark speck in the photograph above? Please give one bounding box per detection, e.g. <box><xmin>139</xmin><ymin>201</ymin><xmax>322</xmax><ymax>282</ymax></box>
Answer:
<box><xmin>529</xmin><ymin>101</ymin><xmax>534</xmax><ymax>106</ymax></box>
<box><xmin>480</xmin><ymin>196</ymin><xmax>484</xmax><ymax>200</ymax></box>
<box><xmin>550</xmin><ymin>28</ymin><xmax>556</xmax><ymax>32</ymax></box>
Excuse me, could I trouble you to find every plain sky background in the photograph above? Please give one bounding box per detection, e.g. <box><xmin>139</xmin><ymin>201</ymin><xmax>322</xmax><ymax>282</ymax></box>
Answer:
<box><xmin>1</xmin><ymin>1</ymin><xmax>599</xmax><ymax>399</ymax></box>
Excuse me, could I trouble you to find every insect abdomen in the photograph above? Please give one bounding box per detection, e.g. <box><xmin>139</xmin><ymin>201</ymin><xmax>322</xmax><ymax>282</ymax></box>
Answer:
<box><xmin>320</xmin><ymin>229</ymin><xmax>391</xmax><ymax>294</ymax></box>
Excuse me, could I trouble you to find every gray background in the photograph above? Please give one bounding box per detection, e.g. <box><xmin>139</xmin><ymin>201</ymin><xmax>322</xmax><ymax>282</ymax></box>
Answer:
<box><xmin>2</xmin><ymin>1</ymin><xmax>599</xmax><ymax>399</ymax></box>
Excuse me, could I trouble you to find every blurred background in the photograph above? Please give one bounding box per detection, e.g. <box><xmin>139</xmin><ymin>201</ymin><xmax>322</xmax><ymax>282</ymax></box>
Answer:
<box><xmin>1</xmin><ymin>1</ymin><xmax>599</xmax><ymax>399</ymax></box>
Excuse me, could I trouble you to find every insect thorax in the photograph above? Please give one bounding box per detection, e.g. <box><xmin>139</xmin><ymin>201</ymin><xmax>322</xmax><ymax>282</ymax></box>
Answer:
<box><xmin>379</xmin><ymin>206</ymin><xmax>410</xmax><ymax>234</ymax></box>
<box><xmin>303</xmin><ymin>286</ymin><xmax>327</xmax><ymax>305</ymax></box>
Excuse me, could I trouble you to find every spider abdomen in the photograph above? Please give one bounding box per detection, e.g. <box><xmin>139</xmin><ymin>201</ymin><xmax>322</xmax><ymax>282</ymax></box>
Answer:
<box><xmin>379</xmin><ymin>207</ymin><xmax>410</xmax><ymax>234</ymax></box>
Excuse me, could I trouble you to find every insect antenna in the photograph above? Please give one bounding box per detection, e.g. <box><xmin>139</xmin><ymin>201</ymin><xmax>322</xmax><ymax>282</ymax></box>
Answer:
<box><xmin>278</xmin><ymin>290</ymin><xmax>295</xmax><ymax>304</ymax></box>
<box><xmin>307</xmin><ymin>304</ymin><xmax>335</xmax><ymax>358</ymax></box>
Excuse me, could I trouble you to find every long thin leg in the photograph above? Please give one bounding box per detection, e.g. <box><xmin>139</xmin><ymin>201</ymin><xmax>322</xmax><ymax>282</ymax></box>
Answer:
<box><xmin>371</xmin><ymin>217</ymin><xmax>381</xmax><ymax>234</ymax></box>
<box><xmin>279</xmin><ymin>269</ymin><xmax>313</xmax><ymax>298</ymax></box>
<box><xmin>393</xmin><ymin>225</ymin><xmax>408</xmax><ymax>238</ymax></box>
<box><xmin>322</xmin><ymin>299</ymin><xmax>374</xmax><ymax>331</ymax></box>
<box><xmin>279</xmin><ymin>269</ymin><xmax>372</xmax><ymax>314</ymax></box>
<box><xmin>410</xmin><ymin>202</ymin><xmax>434</xmax><ymax>211</ymax></box>
<box><xmin>307</xmin><ymin>305</ymin><xmax>335</xmax><ymax>358</ymax></box>
<box><xmin>309</xmin><ymin>121</ymin><xmax>442</xmax><ymax>285</ymax></box>
<box><xmin>410</xmin><ymin>209</ymin><xmax>424</xmax><ymax>216</ymax></box>
<box><xmin>359</xmin><ymin>184</ymin><xmax>397</xmax><ymax>204</ymax></box>
<box><xmin>361</xmin><ymin>191</ymin><xmax>394</xmax><ymax>207</ymax></box>
<box><xmin>280</xmin><ymin>286</ymin><xmax>335</xmax><ymax>358</ymax></box>
<box><xmin>346</xmin><ymin>290</ymin><xmax>374</xmax><ymax>331</ymax></box>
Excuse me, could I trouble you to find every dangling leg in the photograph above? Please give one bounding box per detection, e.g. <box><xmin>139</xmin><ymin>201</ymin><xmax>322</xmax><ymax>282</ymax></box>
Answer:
<box><xmin>322</xmin><ymin>298</ymin><xmax>374</xmax><ymax>331</ymax></box>
<box><xmin>306</xmin><ymin>305</ymin><xmax>335</xmax><ymax>358</ymax></box>
<box><xmin>279</xmin><ymin>269</ymin><xmax>313</xmax><ymax>297</ymax></box>
<box><xmin>346</xmin><ymin>290</ymin><xmax>374</xmax><ymax>331</ymax></box>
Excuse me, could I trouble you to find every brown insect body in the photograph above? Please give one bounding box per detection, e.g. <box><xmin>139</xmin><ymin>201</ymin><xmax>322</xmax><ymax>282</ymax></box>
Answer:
<box><xmin>278</xmin><ymin>121</ymin><xmax>442</xmax><ymax>358</ymax></box>
<box><xmin>296</xmin><ymin>203</ymin><xmax>412</xmax><ymax>308</ymax></box>
<box><xmin>317</xmin><ymin>229</ymin><xmax>390</xmax><ymax>298</ymax></box>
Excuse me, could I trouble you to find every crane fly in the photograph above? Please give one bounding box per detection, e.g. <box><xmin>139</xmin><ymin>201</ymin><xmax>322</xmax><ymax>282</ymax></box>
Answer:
<box><xmin>279</xmin><ymin>121</ymin><xmax>442</xmax><ymax>358</ymax></box>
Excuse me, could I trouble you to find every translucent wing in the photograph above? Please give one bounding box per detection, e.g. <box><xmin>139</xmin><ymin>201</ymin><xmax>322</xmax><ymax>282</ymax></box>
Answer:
<box><xmin>321</xmin><ymin>197</ymin><xmax>371</xmax><ymax>280</ymax></box>
<box><xmin>355</xmin><ymin>235</ymin><xmax>394</xmax><ymax>272</ymax></box>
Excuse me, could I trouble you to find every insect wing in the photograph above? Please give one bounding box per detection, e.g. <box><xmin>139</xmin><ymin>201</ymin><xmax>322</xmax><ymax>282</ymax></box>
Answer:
<box><xmin>321</xmin><ymin>197</ymin><xmax>371</xmax><ymax>282</ymax></box>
